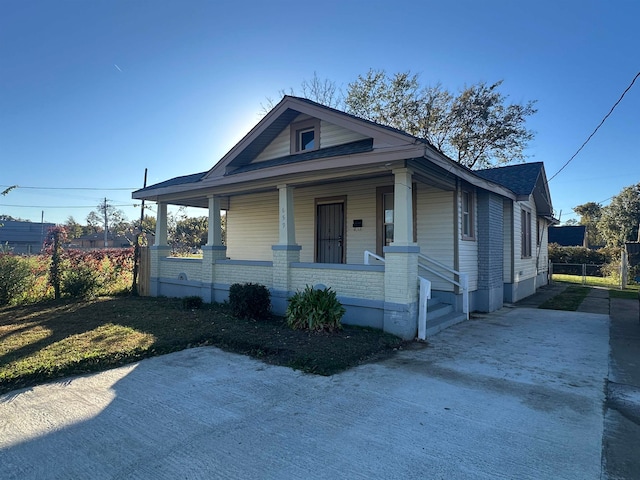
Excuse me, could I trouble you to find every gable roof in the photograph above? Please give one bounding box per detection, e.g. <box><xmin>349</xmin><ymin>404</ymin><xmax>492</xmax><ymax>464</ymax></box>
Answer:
<box><xmin>548</xmin><ymin>225</ymin><xmax>587</xmax><ymax>247</ymax></box>
<box><xmin>133</xmin><ymin>96</ymin><xmax>538</xmax><ymax>205</ymax></box>
<box><xmin>475</xmin><ymin>162</ymin><xmax>554</xmax><ymax>216</ymax></box>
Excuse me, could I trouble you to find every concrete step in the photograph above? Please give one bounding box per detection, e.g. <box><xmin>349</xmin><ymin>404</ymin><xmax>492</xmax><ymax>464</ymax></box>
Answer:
<box><xmin>425</xmin><ymin>310</ymin><xmax>467</xmax><ymax>337</ymax></box>
<box><xmin>426</xmin><ymin>301</ymin><xmax>454</xmax><ymax>320</ymax></box>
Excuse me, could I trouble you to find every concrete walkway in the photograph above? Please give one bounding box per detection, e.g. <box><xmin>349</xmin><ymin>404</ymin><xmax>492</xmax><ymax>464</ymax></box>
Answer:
<box><xmin>0</xmin><ymin>307</ymin><xmax>609</xmax><ymax>479</ymax></box>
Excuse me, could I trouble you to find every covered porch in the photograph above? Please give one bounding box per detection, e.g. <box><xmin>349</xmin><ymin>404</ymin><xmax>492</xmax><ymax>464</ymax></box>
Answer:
<box><xmin>146</xmin><ymin>162</ymin><xmax>468</xmax><ymax>340</ymax></box>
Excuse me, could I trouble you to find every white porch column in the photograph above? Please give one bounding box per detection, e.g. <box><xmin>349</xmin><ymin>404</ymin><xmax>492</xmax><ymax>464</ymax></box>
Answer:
<box><xmin>278</xmin><ymin>184</ymin><xmax>296</xmax><ymax>245</ymax></box>
<box><xmin>391</xmin><ymin>167</ymin><xmax>415</xmax><ymax>246</ymax></box>
<box><xmin>207</xmin><ymin>196</ymin><xmax>224</xmax><ymax>247</ymax></box>
<box><xmin>150</xmin><ymin>201</ymin><xmax>171</xmax><ymax>296</ymax></box>
<box><xmin>154</xmin><ymin>202</ymin><xmax>168</xmax><ymax>246</ymax></box>
<box><xmin>383</xmin><ymin>167</ymin><xmax>419</xmax><ymax>340</ymax></box>
<box><xmin>272</xmin><ymin>184</ymin><xmax>301</xmax><ymax>315</ymax></box>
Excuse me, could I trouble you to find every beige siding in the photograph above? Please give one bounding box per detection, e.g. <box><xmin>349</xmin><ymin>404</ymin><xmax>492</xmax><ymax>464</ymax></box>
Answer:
<box><xmin>457</xmin><ymin>188</ymin><xmax>479</xmax><ymax>291</ymax></box>
<box><xmin>293</xmin><ymin>177</ymin><xmax>390</xmax><ymax>263</ymax></box>
<box><xmin>513</xmin><ymin>195</ymin><xmax>538</xmax><ymax>282</ymax></box>
<box><xmin>416</xmin><ymin>184</ymin><xmax>455</xmax><ymax>291</ymax></box>
<box><xmin>225</xmin><ymin>191</ymin><xmax>279</xmax><ymax>261</ymax></box>
<box><xmin>253</xmin><ymin>117</ymin><xmax>369</xmax><ymax>163</ymax></box>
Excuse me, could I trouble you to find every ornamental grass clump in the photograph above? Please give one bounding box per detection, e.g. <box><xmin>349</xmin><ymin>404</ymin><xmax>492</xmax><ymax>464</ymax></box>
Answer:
<box><xmin>286</xmin><ymin>285</ymin><xmax>345</xmax><ymax>332</ymax></box>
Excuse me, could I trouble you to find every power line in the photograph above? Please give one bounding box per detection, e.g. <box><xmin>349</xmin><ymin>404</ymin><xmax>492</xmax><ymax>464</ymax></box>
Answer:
<box><xmin>0</xmin><ymin>203</ymin><xmax>139</xmax><ymax>209</ymax></box>
<box><xmin>547</xmin><ymin>70</ymin><xmax>640</xmax><ymax>183</ymax></box>
<box><xmin>0</xmin><ymin>185</ymin><xmax>137</xmax><ymax>191</ymax></box>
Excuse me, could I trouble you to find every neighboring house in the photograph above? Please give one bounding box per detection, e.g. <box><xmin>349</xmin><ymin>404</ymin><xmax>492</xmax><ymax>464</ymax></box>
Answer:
<box><xmin>70</xmin><ymin>231</ymin><xmax>152</xmax><ymax>249</ymax></box>
<box><xmin>133</xmin><ymin>96</ymin><xmax>556</xmax><ymax>339</ymax></box>
<box><xmin>0</xmin><ymin>220</ymin><xmax>55</xmax><ymax>254</ymax></box>
<box><xmin>548</xmin><ymin>225</ymin><xmax>588</xmax><ymax>247</ymax></box>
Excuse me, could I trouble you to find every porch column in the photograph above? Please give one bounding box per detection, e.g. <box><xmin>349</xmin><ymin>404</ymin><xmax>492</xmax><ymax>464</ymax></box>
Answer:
<box><xmin>391</xmin><ymin>167</ymin><xmax>415</xmax><ymax>246</ymax></box>
<box><xmin>202</xmin><ymin>195</ymin><xmax>227</xmax><ymax>303</ymax></box>
<box><xmin>383</xmin><ymin>167</ymin><xmax>419</xmax><ymax>340</ymax></box>
<box><xmin>154</xmin><ymin>202</ymin><xmax>168</xmax><ymax>246</ymax></box>
<box><xmin>150</xmin><ymin>202</ymin><xmax>171</xmax><ymax>296</ymax></box>
<box><xmin>272</xmin><ymin>184</ymin><xmax>301</xmax><ymax>315</ymax></box>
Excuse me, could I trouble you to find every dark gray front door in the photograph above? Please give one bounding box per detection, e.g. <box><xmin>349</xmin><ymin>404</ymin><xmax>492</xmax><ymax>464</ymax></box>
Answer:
<box><xmin>316</xmin><ymin>203</ymin><xmax>344</xmax><ymax>263</ymax></box>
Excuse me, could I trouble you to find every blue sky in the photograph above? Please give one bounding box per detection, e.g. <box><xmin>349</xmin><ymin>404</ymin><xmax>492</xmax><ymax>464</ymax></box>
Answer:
<box><xmin>1</xmin><ymin>0</ymin><xmax>638</xmax><ymax>225</ymax></box>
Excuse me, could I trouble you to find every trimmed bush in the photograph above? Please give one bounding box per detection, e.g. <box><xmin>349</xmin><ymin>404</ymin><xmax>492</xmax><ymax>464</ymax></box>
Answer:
<box><xmin>286</xmin><ymin>285</ymin><xmax>345</xmax><ymax>332</ymax></box>
<box><xmin>228</xmin><ymin>283</ymin><xmax>271</xmax><ymax>320</ymax></box>
<box><xmin>0</xmin><ymin>254</ymin><xmax>32</xmax><ymax>305</ymax></box>
<box><xmin>182</xmin><ymin>296</ymin><xmax>203</xmax><ymax>310</ymax></box>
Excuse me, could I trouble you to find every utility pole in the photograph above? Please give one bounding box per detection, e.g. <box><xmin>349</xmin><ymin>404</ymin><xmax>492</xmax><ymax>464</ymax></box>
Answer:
<box><xmin>103</xmin><ymin>197</ymin><xmax>109</xmax><ymax>248</ymax></box>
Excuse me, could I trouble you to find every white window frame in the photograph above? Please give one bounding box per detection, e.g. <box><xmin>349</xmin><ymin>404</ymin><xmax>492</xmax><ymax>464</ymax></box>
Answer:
<box><xmin>461</xmin><ymin>189</ymin><xmax>475</xmax><ymax>240</ymax></box>
<box><xmin>290</xmin><ymin>118</ymin><xmax>320</xmax><ymax>154</ymax></box>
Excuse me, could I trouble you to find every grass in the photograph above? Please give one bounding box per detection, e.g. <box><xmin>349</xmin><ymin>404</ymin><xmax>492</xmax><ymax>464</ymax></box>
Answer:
<box><xmin>0</xmin><ymin>297</ymin><xmax>404</xmax><ymax>394</ymax></box>
<box><xmin>539</xmin><ymin>285</ymin><xmax>592</xmax><ymax>311</ymax></box>
<box><xmin>551</xmin><ymin>273</ymin><xmax>622</xmax><ymax>288</ymax></box>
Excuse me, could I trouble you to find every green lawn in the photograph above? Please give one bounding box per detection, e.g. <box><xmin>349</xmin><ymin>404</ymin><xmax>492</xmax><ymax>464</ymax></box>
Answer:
<box><xmin>539</xmin><ymin>285</ymin><xmax>592</xmax><ymax>311</ymax></box>
<box><xmin>551</xmin><ymin>273</ymin><xmax>623</xmax><ymax>288</ymax></box>
<box><xmin>0</xmin><ymin>297</ymin><xmax>404</xmax><ymax>394</ymax></box>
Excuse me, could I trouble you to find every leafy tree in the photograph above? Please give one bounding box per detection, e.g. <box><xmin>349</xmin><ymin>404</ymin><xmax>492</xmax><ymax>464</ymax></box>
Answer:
<box><xmin>344</xmin><ymin>70</ymin><xmax>537</xmax><ymax>169</ymax></box>
<box><xmin>64</xmin><ymin>216</ymin><xmax>84</xmax><ymax>239</ymax></box>
<box><xmin>598</xmin><ymin>183</ymin><xmax>640</xmax><ymax>247</ymax></box>
<box><xmin>86</xmin><ymin>199</ymin><xmax>129</xmax><ymax>240</ymax></box>
<box><xmin>573</xmin><ymin>202</ymin><xmax>604</xmax><ymax>247</ymax></box>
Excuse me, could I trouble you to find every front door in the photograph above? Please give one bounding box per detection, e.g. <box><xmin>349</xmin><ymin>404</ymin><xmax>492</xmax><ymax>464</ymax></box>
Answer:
<box><xmin>316</xmin><ymin>202</ymin><xmax>344</xmax><ymax>263</ymax></box>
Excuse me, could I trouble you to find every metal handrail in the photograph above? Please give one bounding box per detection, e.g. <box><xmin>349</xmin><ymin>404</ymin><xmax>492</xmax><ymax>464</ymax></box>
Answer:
<box><xmin>364</xmin><ymin>250</ymin><xmax>385</xmax><ymax>264</ymax></box>
<box><xmin>418</xmin><ymin>253</ymin><xmax>469</xmax><ymax>317</ymax></box>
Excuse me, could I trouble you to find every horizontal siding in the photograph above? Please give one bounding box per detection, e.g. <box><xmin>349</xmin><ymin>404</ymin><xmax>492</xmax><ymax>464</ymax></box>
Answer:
<box><xmin>225</xmin><ymin>191</ymin><xmax>279</xmax><ymax>261</ymax></box>
<box><xmin>416</xmin><ymin>184</ymin><xmax>455</xmax><ymax>291</ymax></box>
<box><xmin>503</xmin><ymin>199</ymin><xmax>513</xmax><ymax>282</ymax></box>
<box><xmin>253</xmin><ymin>117</ymin><xmax>369</xmax><ymax>163</ymax></box>
<box><xmin>457</xmin><ymin>188</ymin><xmax>478</xmax><ymax>291</ymax></box>
<box><xmin>513</xmin><ymin>196</ymin><xmax>538</xmax><ymax>281</ymax></box>
<box><xmin>294</xmin><ymin>177</ymin><xmax>391</xmax><ymax>264</ymax></box>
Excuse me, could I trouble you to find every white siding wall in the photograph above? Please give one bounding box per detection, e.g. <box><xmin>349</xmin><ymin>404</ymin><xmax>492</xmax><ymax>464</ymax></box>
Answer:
<box><xmin>225</xmin><ymin>191</ymin><xmax>279</xmax><ymax>261</ymax></box>
<box><xmin>513</xmin><ymin>195</ymin><xmax>538</xmax><ymax>282</ymax></box>
<box><xmin>416</xmin><ymin>184</ymin><xmax>455</xmax><ymax>291</ymax></box>
<box><xmin>458</xmin><ymin>189</ymin><xmax>479</xmax><ymax>291</ymax></box>
<box><xmin>503</xmin><ymin>199</ymin><xmax>513</xmax><ymax>282</ymax></box>
<box><xmin>253</xmin><ymin>117</ymin><xmax>369</xmax><ymax>163</ymax></box>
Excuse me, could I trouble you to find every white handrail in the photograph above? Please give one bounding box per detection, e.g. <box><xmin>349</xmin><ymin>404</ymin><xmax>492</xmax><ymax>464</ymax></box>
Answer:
<box><xmin>364</xmin><ymin>250</ymin><xmax>385</xmax><ymax>264</ymax></box>
<box><xmin>418</xmin><ymin>253</ymin><xmax>469</xmax><ymax>318</ymax></box>
<box><xmin>418</xmin><ymin>276</ymin><xmax>431</xmax><ymax>340</ymax></box>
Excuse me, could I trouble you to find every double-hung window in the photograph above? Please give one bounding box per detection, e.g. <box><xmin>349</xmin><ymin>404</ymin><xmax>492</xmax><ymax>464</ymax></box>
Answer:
<box><xmin>461</xmin><ymin>190</ymin><xmax>474</xmax><ymax>240</ymax></box>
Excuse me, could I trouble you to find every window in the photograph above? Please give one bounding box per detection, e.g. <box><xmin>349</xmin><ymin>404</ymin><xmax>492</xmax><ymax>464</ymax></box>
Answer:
<box><xmin>461</xmin><ymin>190</ymin><xmax>474</xmax><ymax>240</ymax></box>
<box><xmin>290</xmin><ymin>119</ymin><xmax>320</xmax><ymax>153</ymax></box>
<box><xmin>521</xmin><ymin>209</ymin><xmax>532</xmax><ymax>258</ymax></box>
<box><xmin>376</xmin><ymin>185</ymin><xmax>417</xmax><ymax>255</ymax></box>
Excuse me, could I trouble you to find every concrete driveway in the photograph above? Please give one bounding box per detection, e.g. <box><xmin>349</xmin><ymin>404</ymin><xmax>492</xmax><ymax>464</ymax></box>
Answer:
<box><xmin>0</xmin><ymin>307</ymin><xmax>609</xmax><ymax>479</ymax></box>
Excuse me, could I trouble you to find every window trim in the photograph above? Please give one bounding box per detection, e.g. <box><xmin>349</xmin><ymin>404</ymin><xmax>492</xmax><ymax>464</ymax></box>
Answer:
<box><xmin>290</xmin><ymin>118</ymin><xmax>320</xmax><ymax>154</ymax></box>
<box><xmin>521</xmin><ymin>208</ymin><xmax>532</xmax><ymax>258</ymax></box>
<box><xmin>461</xmin><ymin>189</ymin><xmax>475</xmax><ymax>241</ymax></box>
<box><xmin>376</xmin><ymin>184</ymin><xmax>417</xmax><ymax>256</ymax></box>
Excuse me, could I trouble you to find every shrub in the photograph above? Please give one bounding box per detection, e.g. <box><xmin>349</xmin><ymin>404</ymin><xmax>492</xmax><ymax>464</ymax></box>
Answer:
<box><xmin>0</xmin><ymin>254</ymin><xmax>32</xmax><ymax>305</ymax></box>
<box><xmin>286</xmin><ymin>285</ymin><xmax>345</xmax><ymax>332</ymax></box>
<box><xmin>182</xmin><ymin>296</ymin><xmax>203</xmax><ymax>310</ymax></box>
<box><xmin>62</xmin><ymin>265</ymin><xmax>101</xmax><ymax>298</ymax></box>
<box><xmin>228</xmin><ymin>283</ymin><xmax>271</xmax><ymax>320</ymax></box>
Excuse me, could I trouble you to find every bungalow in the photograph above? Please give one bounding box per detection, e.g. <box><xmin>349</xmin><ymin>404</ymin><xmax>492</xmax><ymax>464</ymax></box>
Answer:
<box><xmin>133</xmin><ymin>96</ymin><xmax>555</xmax><ymax>340</ymax></box>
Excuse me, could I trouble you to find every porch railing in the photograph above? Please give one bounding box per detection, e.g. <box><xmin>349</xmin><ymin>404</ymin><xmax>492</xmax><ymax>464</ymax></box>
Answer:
<box><xmin>364</xmin><ymin>250</ymin><xmax>432</xmax><ymax>341</ymax></box>
<box><xmin>417</xmin><ymin>253</ymin><xmax>469</xmax><ymax>319</ymax></box>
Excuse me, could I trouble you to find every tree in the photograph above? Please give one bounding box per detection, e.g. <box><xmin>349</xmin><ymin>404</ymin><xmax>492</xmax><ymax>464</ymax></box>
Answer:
<box><xmin>344</xmin><ymin>70</ymin><xmax>537</xmax><ymax>169</ymax></box>
<box><xmin>170</xmin><ymin>215</ymin><xmax>208</xmax><ymax>254</ymax></box>
<box><xmin>573</xmin><ymin>202</ymin><xmax>604</xmax><ymax>247</ymax></box>
<box><xmin>64</xmin><ymin>216</ymin><xmax>84</xmax><ymax>239</ymax></box>
<box><xmin>598</xmin><ymin>183</ymin><xmax>640</xmax><ymax>247</ymax></box>
<box><xmin>86</xmin><ymin>199</ymin><xmax>129</xmax><ymax>243</ymax></box>
<box><xmin>262</xmin><ymin>72</ymin><xmax>342</xmax><ymax>113</ymax></box>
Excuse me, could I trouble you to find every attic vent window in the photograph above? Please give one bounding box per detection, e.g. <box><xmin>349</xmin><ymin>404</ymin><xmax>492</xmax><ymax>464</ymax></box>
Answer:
<box><xmin>290</xmin><ymin>118</ymin><xmax>320</xmax><ymax>153</ymax></box>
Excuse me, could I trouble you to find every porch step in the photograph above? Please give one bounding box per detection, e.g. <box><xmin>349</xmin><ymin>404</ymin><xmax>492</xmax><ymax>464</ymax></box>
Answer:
<box><xmin>425</xmin><ymin>311</ymin><xmax>467</xmax><ymax>337</ymax></box>
<box><xmin>426</xmin><ymin>300</ymin><xmax>454</xmax><ymax>320</ymax></box>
